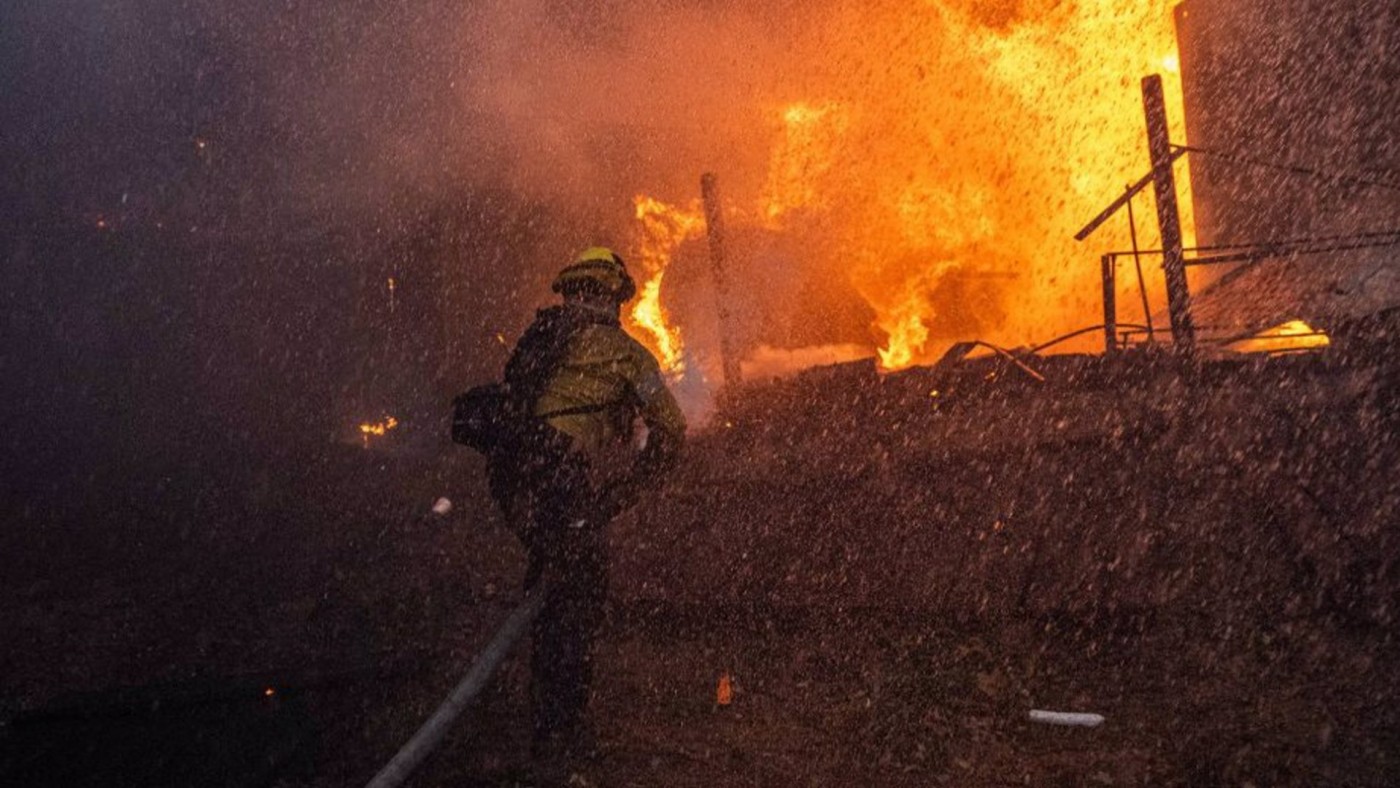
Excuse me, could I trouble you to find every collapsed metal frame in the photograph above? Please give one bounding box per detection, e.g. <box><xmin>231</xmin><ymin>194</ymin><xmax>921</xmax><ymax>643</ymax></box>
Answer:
<box><xmin>1080</xmin><ymin>74</ymin><xmax>1400</xmax><ymax>358</ymax></box>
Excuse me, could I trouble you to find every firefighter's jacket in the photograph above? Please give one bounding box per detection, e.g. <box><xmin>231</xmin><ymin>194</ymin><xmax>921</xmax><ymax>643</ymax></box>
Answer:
<box><xmin>533</xmin><ymin>318</ymin><xmax>687</xmax><ymax>475</ymax></box>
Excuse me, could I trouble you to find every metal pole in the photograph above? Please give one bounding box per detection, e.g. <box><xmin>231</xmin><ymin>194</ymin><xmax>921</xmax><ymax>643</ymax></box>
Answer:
<box><xmin>1124</xmin><ymin>187</ymin><xmax>1156</xmax><ymax>342</ymax></box>
<box><xmin>365</xmin><ymin>590</ymin><xmax>545</xmax><ymax>788</ymax></box>
<box><xmin>700</xmin><ymin>173</ymin><xmax>742</xmax><ymax>388</ymax></box>
<box><xmin>1142</xmin><ymin>74</ymin><xmax>1196</xmax><ymax>354</ymax></box>
<box><xmin>1101</xmin><ymin>254</ymin><xmax>1117</xmax><ymax>355</ymax></box>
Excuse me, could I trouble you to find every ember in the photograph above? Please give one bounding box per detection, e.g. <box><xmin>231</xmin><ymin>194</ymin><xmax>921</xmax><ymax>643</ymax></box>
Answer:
<box><xmin>358</xmin><ymin>416</ymin><xmax>399</xmax><ymax>447</ymax></box>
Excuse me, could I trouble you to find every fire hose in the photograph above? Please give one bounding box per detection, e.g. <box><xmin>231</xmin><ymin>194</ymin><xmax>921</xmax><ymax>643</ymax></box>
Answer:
<box><xmin>364</xmin><ymin>589</ymin><xmax>545</xmax><ymax>788</ymax></box>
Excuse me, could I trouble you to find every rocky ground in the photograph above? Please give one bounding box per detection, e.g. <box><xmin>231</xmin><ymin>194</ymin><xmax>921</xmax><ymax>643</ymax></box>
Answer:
<box><xmin>3</xmin><ymin>347</ymin><xmax>1397</xmax><ymax>786</ymax></box>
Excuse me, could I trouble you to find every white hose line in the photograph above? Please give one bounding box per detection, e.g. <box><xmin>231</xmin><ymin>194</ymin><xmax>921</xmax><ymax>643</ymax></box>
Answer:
<box><xmin>1028</xmin><ymin>709</ymin><xmax>1105</xmax><ymax>727</ymax></box>
<box><xmin>366</xmin><ymin>590</ymin><xmax>545</xmax><ymax>788</ymax></box>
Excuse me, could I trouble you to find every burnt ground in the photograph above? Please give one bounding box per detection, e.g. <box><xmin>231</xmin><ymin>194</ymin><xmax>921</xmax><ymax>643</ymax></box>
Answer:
<box><xmin>3</xmin><ymin>348</ymin><xmax>1399</xmax><ymax>786</ymax></box>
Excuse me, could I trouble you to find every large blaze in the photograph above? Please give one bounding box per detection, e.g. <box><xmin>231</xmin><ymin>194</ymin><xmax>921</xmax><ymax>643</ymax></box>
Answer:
<box><xmin>760</xmin><ymin>102</ymin><xmax>847</xmax><ymax>227</ymax></box>
<box><xmin>623</xmin><ymin>0</ymin><xmax>1193</xmax><ymax>376</ymax></box>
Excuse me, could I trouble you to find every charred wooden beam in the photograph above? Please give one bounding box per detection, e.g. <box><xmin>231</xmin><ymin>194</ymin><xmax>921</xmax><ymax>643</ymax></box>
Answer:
<box><xmin>1142</xmin><ymin>74</ymin><xmax>1197</xmax><ymax>354</ymax></box>
<box><xmin>1101</xmin><ymin>254</ymin><xmax>1117</xmax><ymax>355</ymax></box>
<box><xmin>701</xmin><ymin>172</ymin><xmax>742</xmax><ymax>388</ymax></box>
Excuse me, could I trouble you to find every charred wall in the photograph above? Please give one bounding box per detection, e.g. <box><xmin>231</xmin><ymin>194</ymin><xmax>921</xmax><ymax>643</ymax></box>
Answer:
<box><xmin>1176</xmin><ymin>0</ymin><xmax>1400</xmax><ymax>246</ymax></box>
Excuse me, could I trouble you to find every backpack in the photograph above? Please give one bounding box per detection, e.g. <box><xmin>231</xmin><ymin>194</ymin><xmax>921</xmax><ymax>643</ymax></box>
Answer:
<box><xmin>451</xmin><ymin>305</ymin><xmax>617</xmax><ymax>456</ymax></box>
<box><xmin>450</xmin><ymin>382</ymin><xmax>511</xmax><ymax>454</ymax></box>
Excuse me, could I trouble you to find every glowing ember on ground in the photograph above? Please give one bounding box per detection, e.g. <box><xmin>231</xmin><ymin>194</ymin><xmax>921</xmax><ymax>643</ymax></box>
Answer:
<box><xmin>358</xmin><ymin>416</ymin><xmax>400</xmax><ymax>447</ymax></box>
<box><xmin>716</xmin><ymin>672</ymin><xmax>734</xmax><ymax>706</ymax></box>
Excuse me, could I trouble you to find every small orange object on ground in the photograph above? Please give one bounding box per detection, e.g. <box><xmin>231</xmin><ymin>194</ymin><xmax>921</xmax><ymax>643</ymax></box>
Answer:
<box><xmin>716</xmin><ymin>673</ymin><xmax>733</xmax><ymax>706</ymax></box>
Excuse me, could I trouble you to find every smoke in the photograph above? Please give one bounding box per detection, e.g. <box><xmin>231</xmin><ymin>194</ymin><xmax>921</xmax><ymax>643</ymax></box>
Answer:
<box><xmin>449</xmin><ymin>1</ymin><xmax>805</xmax><ymax>215</ymax></box>
<box><xmin>74</xmin><ymin>0</ymin><xmax>1182</xmax><ymax>372</ymax></box>
<box><xmin>741</xmin><ymin>343</ymin><xmax>872</xmax><ymax>381</ymax></box>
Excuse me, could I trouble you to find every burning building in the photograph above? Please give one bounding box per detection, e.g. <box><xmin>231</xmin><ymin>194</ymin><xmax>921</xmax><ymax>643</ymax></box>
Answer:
<box><xmin>540</xmin><ymin>1</ymin><xmax>1204</xmax><ymax>420</ymax></box>
<box><xmin>602</xmin><ymin>0</ymin><xmax>1399</xmax><ymax>389</ymax></box>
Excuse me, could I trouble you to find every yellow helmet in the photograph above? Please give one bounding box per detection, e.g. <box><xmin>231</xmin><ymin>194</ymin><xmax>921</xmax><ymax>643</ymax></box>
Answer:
<box><xmin>552</xmin><ymin>246</ymin><xmax>637</xmax><ymax>302</ymax></box>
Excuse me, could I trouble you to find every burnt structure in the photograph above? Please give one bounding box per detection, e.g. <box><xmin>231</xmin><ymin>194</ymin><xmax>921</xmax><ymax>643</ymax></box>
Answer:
<box><xmin>1175</xmin><ymin>0</ymin><xmax>1400</xmax><ymax>333</ymax></box>
<box><xmin>1177</xmin><ymin>0</ymin><xmax>1400</xmax><ymax>246</ymax></box>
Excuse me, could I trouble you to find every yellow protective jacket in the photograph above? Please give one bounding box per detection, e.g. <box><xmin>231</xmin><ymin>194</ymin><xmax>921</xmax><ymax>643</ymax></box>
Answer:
<box><xmin>536</xmin><ymin>323</ymin><xmax>685</xmax><ymax>454</ymax></box>
<box><xmin>505</xmin><ymin>303</ymin><xmax>685</xmax><ymax>485</ymax></box>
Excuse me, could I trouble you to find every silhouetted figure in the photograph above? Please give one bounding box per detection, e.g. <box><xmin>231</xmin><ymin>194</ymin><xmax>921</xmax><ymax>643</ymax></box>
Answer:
<box><xmin>489</xmin><ymin>247</ymin><xmax>685</xmax><ymax>783</ymax></box>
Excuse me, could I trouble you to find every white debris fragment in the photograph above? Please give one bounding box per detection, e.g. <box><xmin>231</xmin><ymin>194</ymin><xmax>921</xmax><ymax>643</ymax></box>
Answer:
<box><xmin>1028</xmin><ymin>709</ymin><xmax>1105</xmax><ymax>727</ymax></box>
<box><xmin>431</xmin><ymin>497</ymin><xmax>453</xmax><ymax>516</ymax></box>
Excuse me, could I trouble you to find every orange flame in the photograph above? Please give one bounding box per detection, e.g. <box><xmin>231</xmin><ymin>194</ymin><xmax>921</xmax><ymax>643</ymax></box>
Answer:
<box><xmin>629</xmin><ymin>195</ymin><xmax>706</xmax><ymax>374</ymax></box>
<box><xmin>834</xmin><ymin>1</ymin><xmax>1194</xmax><ymax>370</ymax></box>
<box><xmin>629</xmin><ymin>104</ymin><xmax>846</xmax><ymax>376</ymax></box>
<box><xmin>625</xmin><ymin>2</ymin><xmax>1194</xmax><ymax>376</ymax></box>
<box><xmin>760</xmin><ymin>102</ymin><xmax>847</xmax><ymax>226</ymax></box>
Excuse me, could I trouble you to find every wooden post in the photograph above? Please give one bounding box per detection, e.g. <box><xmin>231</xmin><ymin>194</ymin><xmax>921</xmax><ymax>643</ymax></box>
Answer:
<box><xmin>1142</xmin><ymin>74</ymin><xmax>1196</xmax><ymax>354</ymax></box>
<box><xmin>701</xmin><ymin>173</ymin><xmax>742</xmax><ymax>388</ymax></box>
<box><xmin>1101</xmin><ymin>254</ymin><xmax>1117</xmax><ymax>355</ymax></box>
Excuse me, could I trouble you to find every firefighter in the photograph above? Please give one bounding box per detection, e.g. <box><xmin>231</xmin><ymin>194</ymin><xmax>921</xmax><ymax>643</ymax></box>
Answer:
<box><xmin>490</xmin><ymin>246</ymin><xmax>686</xmax><ymax>779</ymax></box>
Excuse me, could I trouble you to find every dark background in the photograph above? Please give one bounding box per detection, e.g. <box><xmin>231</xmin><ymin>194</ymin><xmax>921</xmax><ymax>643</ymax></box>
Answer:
<box><xmin>0</xmin><ymin>2</ymin><xmax>593</xmax><ymax>517</ymax></box>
